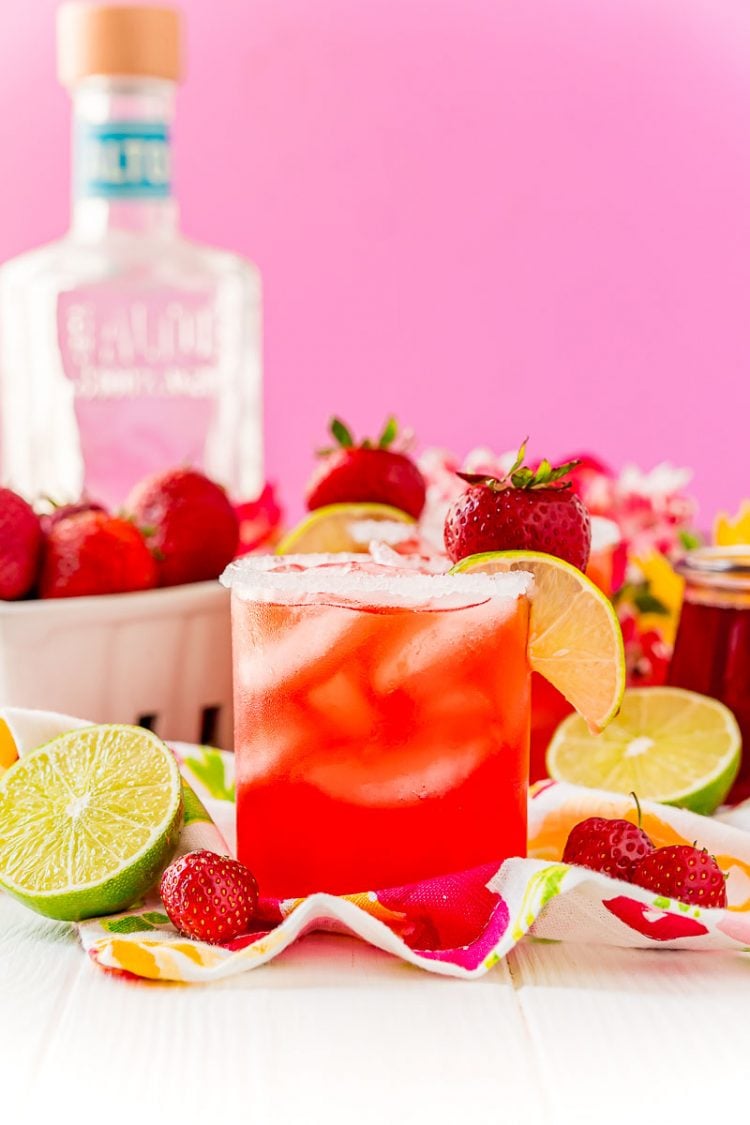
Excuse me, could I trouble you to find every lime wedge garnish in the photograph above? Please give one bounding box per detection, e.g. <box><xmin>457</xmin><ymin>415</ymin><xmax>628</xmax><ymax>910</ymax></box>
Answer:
<box><xmin>0</xmin><ymin>725</ymin><xmax>183</xmax><ymax>920</ymax></box>
<box><xmin>546</xmin><ymin>687</ymin><xmax>741</xmax><ymax>813</ymax></box>
<box><xmin>276</xmin><ymin>502</ymin><xmax>415</xmax><ymax>555</ymax></box>
<box><xmin>450</xmin><ymin>550</ymin><xmax>625</xmax><ymax>733</ymax></box>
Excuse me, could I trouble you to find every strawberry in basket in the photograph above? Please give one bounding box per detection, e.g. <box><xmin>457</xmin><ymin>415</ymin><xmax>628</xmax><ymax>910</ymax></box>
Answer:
<box><xmin>0</xmin><ymin>488</ymin><xmax>43</xmax><ymax>599</ymax></box>
<box><xmin>126</xmin><ymin>468</ymin><xmax>240</xmax><ymax>587</ymax></box>
<box><xmin>40</xmin><ymin>510</ymin><xmax>158</xmax><ymax>598</ymax></box>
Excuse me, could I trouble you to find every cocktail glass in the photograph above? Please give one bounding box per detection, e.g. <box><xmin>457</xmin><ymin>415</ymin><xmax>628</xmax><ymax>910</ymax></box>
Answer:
<box><xmin>222</xmin><ymin>555</ymin><xmax>533</xmax><ymax>898</ymax></box>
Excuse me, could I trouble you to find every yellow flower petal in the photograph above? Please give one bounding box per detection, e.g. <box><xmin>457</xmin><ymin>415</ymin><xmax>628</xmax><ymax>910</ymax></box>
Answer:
<box><xmin>714</xmin><ymin>500</ymin><xmax>750</xmax><ymax>547</ymax></box>
<box><xmin>631</xmin><ymin>551</ymin><xmax>684</xmax><ymax>645</ymax></box>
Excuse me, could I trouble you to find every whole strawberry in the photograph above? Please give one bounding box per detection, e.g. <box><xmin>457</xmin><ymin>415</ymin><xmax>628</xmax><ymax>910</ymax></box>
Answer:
<box><xmin>126</xmin><ymin>468</ymin><xmax>239</xmax><ymax>587</ymax></box>
<box><xmin>632</xmin><ymin>845</ymin><xmax>727</xmax><ymax>908</ymax></box>
<box><xmin>160</xmin><ymin>849</ymin><xmax>259</xmax><ymax>944</ymax></box>
<box><xmin>39</xmin><ymin>511</ymin><xmax>157</xmax><ymax>598</ymax></box>
<box><xmin>444</xmin><ymin>440</ymin><xmax>591</xmax><ymax>570</ymax></box>
<box><xmin>562</xmin><ymin>816</ymin><xmax>654</xmax><ymax>882</ymax></box>
<box><xmin>41</xmin><ymin>499</ymin><xmax>106</xmax><ymax>533</ymax></box>
<box><xmin>306</xmin><ymin>416</ymin><xmax>426</xmax><ymax>518</ymax></box>
<box><xmin>0</xmin><ymin>489</ymin><xmax>43</xmax><ymax>599</ymax></box>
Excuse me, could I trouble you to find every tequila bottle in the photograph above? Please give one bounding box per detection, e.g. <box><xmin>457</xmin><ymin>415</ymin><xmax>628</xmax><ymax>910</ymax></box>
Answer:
<box><xmin>0</xmin><ymin>4</ymin><xmax>262</xmax><ymax>509</ymax></box>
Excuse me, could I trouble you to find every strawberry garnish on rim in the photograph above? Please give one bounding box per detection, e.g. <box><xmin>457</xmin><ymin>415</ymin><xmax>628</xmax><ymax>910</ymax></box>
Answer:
<box><xmin>305</xmin><ymin>415</ymin><xmax>427</xmax><ymax>519</ymax></box>
<box><xmin>443</xmin><ymin>438</ymin><xmax>592</xmax><ymax>571</ymax></box>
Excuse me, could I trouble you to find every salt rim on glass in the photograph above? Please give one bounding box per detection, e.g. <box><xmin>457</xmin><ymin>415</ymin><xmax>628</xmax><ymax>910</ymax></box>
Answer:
<box><xmin>220</xmin><ymin>553</ymin><xmax>534</xmax><ymax>610</ymax></box>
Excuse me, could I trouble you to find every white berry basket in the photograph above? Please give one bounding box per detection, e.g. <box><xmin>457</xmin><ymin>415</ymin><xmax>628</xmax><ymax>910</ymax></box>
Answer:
<box><xmin>0</xmin><ymin>582</ymin><xmax>233</xmax><ymax>748</ymax></box>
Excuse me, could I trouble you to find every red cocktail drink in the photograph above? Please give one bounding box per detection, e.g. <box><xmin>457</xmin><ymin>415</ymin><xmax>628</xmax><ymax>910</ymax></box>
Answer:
<box><xmin>223</xmin><ymin>556</ymin><xmax>532</xmax><ymax>897</ymax></box>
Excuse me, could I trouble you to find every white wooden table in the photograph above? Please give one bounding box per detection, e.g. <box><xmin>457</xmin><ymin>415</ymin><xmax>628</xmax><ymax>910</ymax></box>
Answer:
<box><xmin>2</xmin><ymin>891</ymin><xmax>749</xmax><ymax>1125</ymax></box>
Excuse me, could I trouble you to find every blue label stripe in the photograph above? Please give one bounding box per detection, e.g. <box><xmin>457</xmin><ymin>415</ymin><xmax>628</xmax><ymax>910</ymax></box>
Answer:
<box><xmin>85</xmin><ymin>121</ymin><xmax>169</xmax><ymax>139</ymax></box>
<box><xmin>77</xmin><ymin>120</ymin><xmax>172</xmax><ymax>200</ymax></box>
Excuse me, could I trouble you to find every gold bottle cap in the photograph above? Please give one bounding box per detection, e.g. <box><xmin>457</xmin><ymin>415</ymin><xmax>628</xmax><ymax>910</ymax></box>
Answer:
<box><xmin>677</xmin><ymin>545</ymin><xmax>750</xmax><ymax>606</ymax></box>
<box><xmin>57</xmin><ymin>4</ymin><xmax>182</xmax><ymax>86</ymax></box>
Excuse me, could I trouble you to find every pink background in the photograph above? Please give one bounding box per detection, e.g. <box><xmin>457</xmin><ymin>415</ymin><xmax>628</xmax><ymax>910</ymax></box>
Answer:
<box><xmin>1</xmin><ymin>0</ymin><xmax>748</xmax><ymax>522</ymax></box>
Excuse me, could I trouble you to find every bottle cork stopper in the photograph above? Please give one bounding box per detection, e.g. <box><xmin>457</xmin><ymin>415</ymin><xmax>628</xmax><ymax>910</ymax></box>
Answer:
<box><xmin>57</xmin><ymin>4</ymin><xmax>182</xmax><ymax>86</ymax></box>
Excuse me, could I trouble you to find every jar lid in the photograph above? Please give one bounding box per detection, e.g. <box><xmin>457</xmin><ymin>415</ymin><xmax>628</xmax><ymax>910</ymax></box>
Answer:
<box><xmin>57</xmin><ymin>4</ymin><xmax>182</xmax><ymax>87</ymax></box>
<box><xmin>676</xmin><ymin>545</ymin><xmax>750</xmax><ymax>591</ymax></box>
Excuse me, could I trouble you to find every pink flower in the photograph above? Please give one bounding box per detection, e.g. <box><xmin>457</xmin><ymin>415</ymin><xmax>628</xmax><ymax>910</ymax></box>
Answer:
<box><xmin>234</xmin><ymin>483</ymin><xmax>285</xmax><ymax>555</ymax></box>
<box><xmin>583</xmin><ymin>462</ymin><xmax>697</xmax><ymax>560</ymax></box>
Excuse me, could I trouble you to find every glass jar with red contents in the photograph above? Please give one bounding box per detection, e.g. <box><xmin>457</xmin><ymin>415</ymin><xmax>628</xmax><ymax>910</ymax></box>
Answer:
<box><xmin>668</xmin><ymin>547</ymin><xmax>750</xmax><ymax>802</ymax></box>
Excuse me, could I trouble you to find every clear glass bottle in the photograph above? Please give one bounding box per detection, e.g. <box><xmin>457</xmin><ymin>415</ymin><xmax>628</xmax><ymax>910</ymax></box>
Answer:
<box><xmin>0</xmin><ymin>4</ymin><xmax>262</xmax><ymax>510</ymax></box>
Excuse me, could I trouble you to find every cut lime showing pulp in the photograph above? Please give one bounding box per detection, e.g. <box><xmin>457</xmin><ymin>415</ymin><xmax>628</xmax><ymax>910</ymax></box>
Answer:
<box><xmin>450</xmin><ymin>550</ymin><xmax>625</xmax><ymax>732</ymax></box>
<box><xmin>0</xmin><ymin>725</ymin><xmax>182</xmax><ymax>921</ymax></box>
<box><xmin>546</xmin><ymin>687</ymin><xmax>741</xmax><ymax>814</ymax></box>
<box><xmin>276</xmin><ymin>502</ymin><xmax>415</xmax><ymax>554</ymax></box>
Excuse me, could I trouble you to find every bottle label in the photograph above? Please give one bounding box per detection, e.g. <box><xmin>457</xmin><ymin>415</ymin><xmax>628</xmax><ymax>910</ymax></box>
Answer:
<box><xmin>76</xmin><ymin>121</ymin><xmax>171</xmax><ymax>199</ymax></box>
<box><xmin>57</xmin><ymin>286</ymin><xmax>223</xmax><ymax>507</ymax></box>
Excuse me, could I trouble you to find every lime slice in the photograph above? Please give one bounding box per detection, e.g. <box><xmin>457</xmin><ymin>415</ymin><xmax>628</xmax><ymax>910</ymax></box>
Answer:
<box><xmin>450</xmin><ymin>550</ymin><xmax>625</xmax><ymax>732</ymax></box>
<box><xmin>0</xmin><ymin>725</ymin><xmax>183</xmax><ymax>921</ymax></box>
<box><xmin>276</xmin><ymin>502</ymin><xmax>416</xmax><ymax>554</ymax></box>
<box><xmin>546</xmin><ymin>687</ymin><xmax>741</xmax><ymax>814</ymax></box>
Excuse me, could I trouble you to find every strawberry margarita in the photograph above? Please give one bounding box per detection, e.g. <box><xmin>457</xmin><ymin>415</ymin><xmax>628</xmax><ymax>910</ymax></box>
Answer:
<box><xmin>222</xmin><ymin>555</ymin><xmax>532</xmax><ymax>897</ymax></box>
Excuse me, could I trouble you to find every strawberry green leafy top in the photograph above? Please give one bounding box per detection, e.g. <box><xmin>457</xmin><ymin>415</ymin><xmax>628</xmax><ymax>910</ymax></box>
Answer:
<box><xmin>458</xmin><ymin>439</ymin><xmax>580</xmax><ymax>492</ymax></box>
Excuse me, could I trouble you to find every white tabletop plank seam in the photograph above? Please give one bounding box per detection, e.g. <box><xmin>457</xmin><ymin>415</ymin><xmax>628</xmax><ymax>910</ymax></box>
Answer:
<box><xmin>24</xmin><ymin>930</ymin><xmax>87</xmax><ymax>1090</ymax></box>
<box><xmin>506</xmin><ymin>945</ymin><xmax>558</xmax><ymax>1122</ymax></box>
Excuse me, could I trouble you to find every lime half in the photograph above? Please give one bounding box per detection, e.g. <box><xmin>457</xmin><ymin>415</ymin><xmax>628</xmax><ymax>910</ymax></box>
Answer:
<box><xmin>276</xmin><ymin>502</ymin><xmax>415</xmax><ymax>554</ymax></box>
<box><xmin>0</xmin><ymin>725</ymin><xmax>183</xmax><ymax>920</ymax></box>
<box><xmin>546</xmin><ymin>687</ymin><xmax>741</xmax><ymax>814</ymax></box>
<box><xmin>451</xmin><ymin>550</ymin><xmax>625</xmax><ymax>733</ymax></box>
